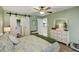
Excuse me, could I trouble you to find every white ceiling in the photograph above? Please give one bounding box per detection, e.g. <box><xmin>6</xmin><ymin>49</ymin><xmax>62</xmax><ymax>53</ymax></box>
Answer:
<box><xmin>2</xmin><ymin>6</ymin><xmax>74</xmax><ymax>16</ymax></box>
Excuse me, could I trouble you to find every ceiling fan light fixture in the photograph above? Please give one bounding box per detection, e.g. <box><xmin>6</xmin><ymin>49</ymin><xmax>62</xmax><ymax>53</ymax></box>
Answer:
<box><xmin>40</xmin><ymin>11</ymin><xmax>44</xmax><ymax>14</ymax></box>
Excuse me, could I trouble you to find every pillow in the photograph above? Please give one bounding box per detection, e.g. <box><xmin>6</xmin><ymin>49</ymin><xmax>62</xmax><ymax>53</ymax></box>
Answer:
<box><xmin>9</xmin><ymin>35</ymin><xmax>19</xmax><ymax>45</ymax></box>
<box><xmin>43</xmin><ymin>42</ymin><xmax>60</xmax><ymax>52</ymax></box>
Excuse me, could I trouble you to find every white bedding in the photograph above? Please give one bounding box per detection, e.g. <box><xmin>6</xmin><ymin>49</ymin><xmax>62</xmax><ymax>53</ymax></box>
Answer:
<box><xmin>0</xmin><ymin>33</ymin><xmax>60</xmax><ymax>52</ymax></box>
<box><xmin>0</xmin><ymin>33</ymin><xmax>14</xmax><ymax>52</ymax></box>
<box><xmin>15</xmin><ymin>35</ymin><xmax>51</xmax><ymax>52</ymax></box>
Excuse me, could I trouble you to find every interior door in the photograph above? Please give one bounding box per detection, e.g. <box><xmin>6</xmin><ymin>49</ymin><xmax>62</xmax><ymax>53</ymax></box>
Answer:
<box><xmin>10</xmin><ymin>15</ymin><xmax>17</xmax><ymax>36</ymax></box>
<box><xmin>42</xmin><ymin>18</ymin><xmax>48</xmax><ymax>36</ymax></box>
<box><xmin>25</xmin><ymin>16</ymin><xmax>30</xmax><ymax>36</ymax></box>
<box><xmin>37</xmin><ymin>18</ymin><xmax>48</xmax><ymax>37</ymax></box>
<box><xmin>37</xmin><ymin>18</ymin><xmax>43</xmax><ymax>35</ymax></box>
<box><xmin>21</xmin><ymin>16</ymin><xmax>30</xmax><ymax>36</ymax></box>
<box><xmin>16</xmin><ymin>19</ymin><xmax>21</xmax><ymax>34</ymax></box>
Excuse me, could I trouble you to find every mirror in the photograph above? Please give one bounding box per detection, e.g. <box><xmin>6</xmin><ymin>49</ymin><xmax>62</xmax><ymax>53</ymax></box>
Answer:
<box><xmin>52</xmin><ymin>18</ymin><xmax>68</xmax><ymax>31</ymax></box>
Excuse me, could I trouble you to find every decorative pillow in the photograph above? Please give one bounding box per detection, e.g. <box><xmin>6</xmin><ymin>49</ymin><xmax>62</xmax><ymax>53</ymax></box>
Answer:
<box><xmin>9</xmin><ymin>35</ymin><xmax>19</xmax><ymax>45</ymax></box>
<box><xmin>43</xmin><ymin>42</ymin><xmax>60</xmax><ymax>52</ymax></box>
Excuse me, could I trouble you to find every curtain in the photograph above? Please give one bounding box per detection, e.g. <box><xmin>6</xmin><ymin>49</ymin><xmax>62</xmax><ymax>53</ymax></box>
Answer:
<box><xmin>10</xmin><ymin>15</ymin><xmax>17</xmax><ymax>36</ymax></box>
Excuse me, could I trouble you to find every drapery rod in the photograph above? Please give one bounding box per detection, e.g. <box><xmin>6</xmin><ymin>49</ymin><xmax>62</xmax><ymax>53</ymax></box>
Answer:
<box><xmin>6</xmin><ymin>12</ymin><xmax>31</xmax><ymax>17</ymax></box>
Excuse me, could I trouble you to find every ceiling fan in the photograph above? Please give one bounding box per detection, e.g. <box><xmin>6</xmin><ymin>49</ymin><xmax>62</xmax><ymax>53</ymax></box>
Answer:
<box><xmin>33</xmin><ymin>6</ymin><xmax>53</xmax><ymax>14</ymax></box>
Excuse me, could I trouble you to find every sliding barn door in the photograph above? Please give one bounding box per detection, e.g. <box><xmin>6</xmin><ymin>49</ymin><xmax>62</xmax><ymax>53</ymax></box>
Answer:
<box><xmin>25</xmin><ymin>16</ymin><xmax>30</xmax><ymax>36</ymax></box>
<box><xmin>10</xmin><ymin>15</ymin><xmax>17</xmax><ymax>36</ymax></box>
<box><xmin>21</xmin><ymin>16</ymin><xmax>30</xmax><ymax>36</ymax></box>
<box><xmin>21</xmin><ymin>16</ymin><xmax>25</xmax><ymax>36</ymax></box>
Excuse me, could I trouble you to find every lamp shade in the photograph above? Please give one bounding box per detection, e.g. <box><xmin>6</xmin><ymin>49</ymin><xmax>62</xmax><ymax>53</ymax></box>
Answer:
<box><xmin>4</xmin><ymin>27</ymin><xmax>11</xmax><ymax>32</ymax></box>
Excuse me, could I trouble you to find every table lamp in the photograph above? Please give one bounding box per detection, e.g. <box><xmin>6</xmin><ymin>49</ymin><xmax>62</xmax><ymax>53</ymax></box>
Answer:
<box><xmin>4</xmin><ymin>27</ymin><xmax>11</xmax><ymax>33</ymax></box>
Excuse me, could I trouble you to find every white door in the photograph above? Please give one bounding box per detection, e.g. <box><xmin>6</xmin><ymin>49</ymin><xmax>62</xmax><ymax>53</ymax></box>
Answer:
<box><xmin>25</xmin><ymin>16</ymin><xmax>30</xmax><ymax>36</ymax></box>
<box><xmin>37</xmin><ymin>18</ymin><xmax>43</xmax><ymax>35</ymax></box>
<box><xmin>42</xmin><ymin>18</ymin><xmax>48</xmax><ymax>36</ymax></box>
<box><xmin>10</xmin><ymin>15</ymin><xmax>17</xmax><ymax>36</ymax></box>
<box><xmin>21</xmin><ymin>16</ymin><xmax>30</xmax><ymax>36</ymax></box>
<box><xmin>37</xmin><ymin>18</ymin><xmax>48</xmax><ymax>37</ymax></box>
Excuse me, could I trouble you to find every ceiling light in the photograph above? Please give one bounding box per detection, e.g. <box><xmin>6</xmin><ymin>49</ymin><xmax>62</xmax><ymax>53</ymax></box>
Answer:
<box><xmin>40</xmin><ymin>11</ymin><xmax>44</xmax><ymax>14</ymax></box>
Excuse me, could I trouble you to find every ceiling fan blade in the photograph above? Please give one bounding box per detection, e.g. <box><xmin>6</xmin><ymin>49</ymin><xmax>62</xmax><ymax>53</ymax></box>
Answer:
<box><xmin>33</xmin><ymin>8</ymin><xmax>40</xmax><ymax>11</ymax></box>
<box><xmin>45</xmin><ymin>7</ymin><xmax>51</xmax><ymax>10</ymax></box>
<box><xmin>33</xmin><ymin>8</ymin><xmax>40</xmax><ymax>12</ymax></box>
<box><xmin>47</xmin><ymin>11</ymin><xmax>52</xmax><ymax>13</ymax></box>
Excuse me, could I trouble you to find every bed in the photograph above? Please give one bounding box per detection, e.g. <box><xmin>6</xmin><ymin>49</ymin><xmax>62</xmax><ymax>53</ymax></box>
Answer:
<box><xmin>0</xmin><ymin>33</ymin><xmax>60</xmax><ymax>52</ymax></box>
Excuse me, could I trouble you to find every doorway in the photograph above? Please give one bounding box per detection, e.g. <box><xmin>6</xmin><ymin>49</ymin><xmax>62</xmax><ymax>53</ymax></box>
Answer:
<box><xmin>37</xmin><ymin>18</ymin><xmax>48</xmax><ymax>37</ymax></box>
<box><xmin>16</xmin><ymin>19</ymin><xmax>21</xmax><ymax>35</ymax></box>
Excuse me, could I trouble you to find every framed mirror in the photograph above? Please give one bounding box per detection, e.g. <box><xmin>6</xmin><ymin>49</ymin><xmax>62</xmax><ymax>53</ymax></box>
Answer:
<box><xmin>52</xmin><ymin>18</ymin><xmax>68</xmax><ymax>31</ymax></box>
